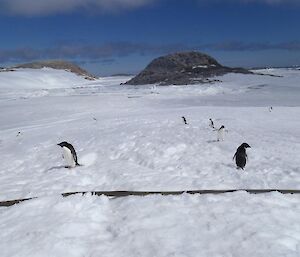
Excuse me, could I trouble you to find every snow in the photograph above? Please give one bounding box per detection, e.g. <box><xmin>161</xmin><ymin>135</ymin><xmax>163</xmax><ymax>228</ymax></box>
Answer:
<box><xmin>1</xmin><ymin>67</ymin><xmax>300</xmax><ymax>256</ymax></box>
<box><xmin>1</xmin><ymin>193</ymin><xmax>300</xmax><ymax>257</ymax></box>
<box><xmin>0</xmin><ymin>68</ymin><xmax>92</xmax><ymax>100</ymax></box>
<box><xmin>0</xmin><ymin>68</ymin><xmax>89</xmax><ymax>89</ymax></box>
<box><xmin>192</xmin><ymin>65</ymin><xmax>208</xmax><ymax>68</ymax></box>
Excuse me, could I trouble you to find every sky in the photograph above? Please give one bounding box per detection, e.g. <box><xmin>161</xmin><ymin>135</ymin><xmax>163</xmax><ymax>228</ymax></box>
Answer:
<box><xmin>0</xmin><ymin>0</ymin><xmax>300</xmax><ymax>76</ymax></box>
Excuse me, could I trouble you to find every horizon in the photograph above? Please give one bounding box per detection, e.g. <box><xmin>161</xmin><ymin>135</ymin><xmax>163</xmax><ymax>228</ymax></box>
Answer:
<box><xmin>1</xmin><ymin>0</ymin><xmax>300</xmax><ymax>76</ymax></box>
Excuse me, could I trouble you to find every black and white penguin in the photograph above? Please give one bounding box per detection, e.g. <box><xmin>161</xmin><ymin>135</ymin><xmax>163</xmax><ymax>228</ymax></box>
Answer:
<box><xmin>217</xmin><ymin>125</ymin><xmax>225</xmax><ymax>141</ymax></box>
<box><xmin>151</xmin><ymin>85</ymin><xmax>157</xmax><ymax>93</ymax></box>
<box><xmin>269</xmin><ymin>106</ymin><xmax>273</xmax><ymax>112</ymax></box>
<box><xmin>209</xmin><ymin>118</ymin><xmax>214</xmax><ymax>129</ymax></box>
<box><xmin>233</xmin><ymin>143</ymin><xmax>251</xmax><ymax>170</ymax></box>
<box><xmin>182</xmin><ymin>116</ymin><xmax>188</xmax><ymax>125</ymax></box>
<box><xmin>57</xmin><ymin>141</ymin><xmax>80</xmax><ymax>168</ymax></box>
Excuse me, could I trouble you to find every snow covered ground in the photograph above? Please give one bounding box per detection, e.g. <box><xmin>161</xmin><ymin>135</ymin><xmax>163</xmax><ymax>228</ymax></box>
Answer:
<box><xmin>1</xmin><ymin>67</ymin><xmax>300</xmax><ymax>256</ymax></box>
<box><xmin>1</xmin><ymin>193</ymin><xmax>300</xmax><ymax>257</ymax></box>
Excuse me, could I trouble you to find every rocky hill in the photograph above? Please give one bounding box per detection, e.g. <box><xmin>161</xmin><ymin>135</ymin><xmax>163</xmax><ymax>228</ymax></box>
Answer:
<box><xmin>13</xmin><ymin>60</ymin><xmax>97</xmax><ymax>80</ymax></box>
<box><xmin>124</xmin><ymin>51</ymin><xmax>251</xmax><ymax>85</ymax></box>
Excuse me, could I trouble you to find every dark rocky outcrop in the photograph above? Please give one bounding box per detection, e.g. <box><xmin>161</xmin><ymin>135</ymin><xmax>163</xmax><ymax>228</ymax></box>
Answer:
<box><xmin>13</xmin><ymin>60</ymin><xmax>97</xmax><ymax>80</ymax></box>
<box><xmin>124</xmin><ymin>51</ymin><xmax>251</xmax><ymax>85</ymax></box>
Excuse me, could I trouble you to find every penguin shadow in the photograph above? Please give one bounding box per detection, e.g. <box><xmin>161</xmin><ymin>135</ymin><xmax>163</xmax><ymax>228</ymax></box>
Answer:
<box><xmin>46</xmin><ymin>165</ymin><xmax>68</xmax><ymax>172</ymax></box>
<box><xmin>206</xmin><ymin>140</ymin><xmax>219</xmax><ymax>143</ymax></box>
<box><xmin>223</xmin><ymin>163</ymin><xmax>239</xmax><ymax>169</ymax></box>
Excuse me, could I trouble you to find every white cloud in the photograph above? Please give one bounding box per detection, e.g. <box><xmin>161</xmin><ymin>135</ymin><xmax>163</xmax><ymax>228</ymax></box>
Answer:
<box><xmin>0</xmin><ymin>0</ymin><xmax>156</xmax><ymax>16</ymax></box>
<box><xmin>1</xmin><ymin>0</ymin><xmax>299</xmax><ymax>16</ymax></box>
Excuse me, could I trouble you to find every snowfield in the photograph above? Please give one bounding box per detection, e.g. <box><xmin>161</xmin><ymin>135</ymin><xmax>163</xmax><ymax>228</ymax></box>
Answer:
<box><xmin>1</xmin><ymin>67</ymin><xmax>300</xmax><ymax>256</ymax></box>
<box><xmin>1</xmin><ymin>193</ymin><xmax>300</xmax><ymax>257</ymax></box>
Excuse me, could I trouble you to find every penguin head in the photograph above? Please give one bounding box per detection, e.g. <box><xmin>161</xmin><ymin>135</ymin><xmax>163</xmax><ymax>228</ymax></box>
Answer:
<box><xmin>241</xmin><ymin>143</ymin><xmax>251</xmax><ymax>148</ymax></box>
<box><xmin>219</xmin><ymin>125</ymin><xmax>225</xmax><ymax>129</ymax></box>
<box><xmin>57</xmin><ymin>141</ymin><xmax>69</xmax><ymax>148</ymax></box>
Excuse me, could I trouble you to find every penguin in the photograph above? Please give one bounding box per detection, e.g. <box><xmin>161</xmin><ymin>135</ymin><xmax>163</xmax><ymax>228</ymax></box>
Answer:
<box><xmin>233</xmin><ymin>143</ymin><xmax>251</xmax><ymax>170</ymax></box>
<box><xmin>217</xmin><ymin>125</ymin><xmax>225</xmax><ymax>141</ymax></box>
<box><xmin>151</xmin><ymin>85</ymin><xmax>157</xmax><ymax>93</ymax></box>
<box><xmin>57</xmin><ymin>141</ymin><xmax>80</xmax><ymax>168</ymax></box>
<box><xmin>269</xmin><ymin>106</ymin><xmax>273</xmax><ymax>112</ymax></box>
<box><xmin>182</xmin><ymin>116</ymin><xmax>188</xmax><ymax>125</ymax></box>
<box><xmin>209</xmin><ymin>118</ymin><xmax>214</xmax><ymax>129</ymax></box>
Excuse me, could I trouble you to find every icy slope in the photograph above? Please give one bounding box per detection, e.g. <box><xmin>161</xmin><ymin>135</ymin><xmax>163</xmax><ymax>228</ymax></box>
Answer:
<box><xmin>0</xmin><ymin>68</ymin><xmax>98</xmax><ymax>100</ymax></box>
<box><xmin>0</xmin><ymin>68</ymin><xmax>91</xmax><ymax>89</ymax></box>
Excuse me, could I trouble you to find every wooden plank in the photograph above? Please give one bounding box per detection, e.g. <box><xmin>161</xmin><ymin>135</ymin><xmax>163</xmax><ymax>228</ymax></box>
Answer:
<box><xmin>1</xmin><ymin>189</ymin><xmax>300</xmax><ymax>207</ymax></box>
<box><xmin>0</xmin><ymin>197</ymin><xmax>37</xmax><ymax>207</ymax></box>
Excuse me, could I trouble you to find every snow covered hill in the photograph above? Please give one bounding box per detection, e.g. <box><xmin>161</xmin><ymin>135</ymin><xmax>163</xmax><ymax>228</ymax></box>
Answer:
<box><xmin>0</xmin><ymin>67</ymin><xmax>300</xmax><ymax>257</ymax></box>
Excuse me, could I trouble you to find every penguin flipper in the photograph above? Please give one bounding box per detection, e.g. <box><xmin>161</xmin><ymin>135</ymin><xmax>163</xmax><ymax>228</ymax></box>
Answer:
<box><xmin>233</xmin><ymin>153</ymin><xmax>236</xmax><ymax>161</ymax></box>
<box><xmin>69</xmin><ymin>145</ymin><xmax>78</xmax><ymax>165</ymax></box>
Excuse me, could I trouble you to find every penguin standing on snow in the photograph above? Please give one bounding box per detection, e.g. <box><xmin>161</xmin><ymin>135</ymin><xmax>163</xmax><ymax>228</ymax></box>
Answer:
<box><xmin>57</xmin><ymin>141</ymin><xmax>80</xmax><ymax>168</ymax></box>
<box><xmin>209</xmin><ymin>118</ymin><xmax>214</xmax><ymax>129</ymax></box>
<box><xmin>151</xmin><ymin>85</ymin><xmax>157</xmax><ymax>93</ymax></box>
<box><xmin>269</xmin><ymin>106</ymin><xmax>273</xmax><ymax>112</ymax></box>
<box><xmin>233</xmin><ymin>143</ymin><xmax>251</xmax><ymax>170</ymax></box>
<box><xmin>217</xmin><ymin>125</ymin><xmax>225</xmax><ymax>141</ymax></box>
<box><xmin>182</xmin><ymin>116</ymin><xmax>188</xmax><ymax>125</ymax></box>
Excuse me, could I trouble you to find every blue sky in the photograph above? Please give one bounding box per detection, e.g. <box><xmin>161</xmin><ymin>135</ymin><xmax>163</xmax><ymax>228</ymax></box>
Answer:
<box><xmin>0</xmin><ymin>0</ymin><xmax>300</xmax><ymax>75</ymax></box>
